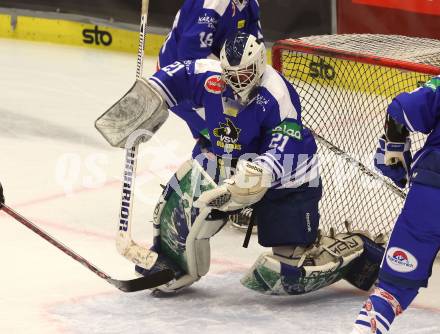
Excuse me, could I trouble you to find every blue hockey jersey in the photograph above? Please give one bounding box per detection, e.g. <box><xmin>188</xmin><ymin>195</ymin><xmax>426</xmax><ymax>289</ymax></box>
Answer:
<box><xmin>387</xmin><ymin>76</ymin><xmax>440</xmax><ymax>187</ymax></box>
<box><xmin>158</xmin><ymin>0</ymin><xmax>262</xmax><ymax>68</ymax></box>
<box><xmin>148</xmin><ymin>59</ymin><xmax>318</xmax><ymax>190</ymax></box>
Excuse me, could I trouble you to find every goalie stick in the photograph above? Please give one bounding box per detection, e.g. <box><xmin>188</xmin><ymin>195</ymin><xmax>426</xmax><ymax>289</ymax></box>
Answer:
<box><xmin>0</xmin><ymin>203</ymin><xmax>174</xmax><ymax>292</ymax></box>
<box><xmin>115</xmin><ymin>0</ymin><xmax>159</xmax><ymax>269</ymax></box>
<box><xmin>310</xmin><ymin>129</ymin><xmax>406</xmax><ymax>200</ymax></box>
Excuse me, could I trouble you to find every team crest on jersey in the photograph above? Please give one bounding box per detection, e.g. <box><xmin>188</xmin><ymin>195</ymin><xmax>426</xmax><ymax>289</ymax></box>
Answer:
<box><xmin>205</xmin><ymin>75</ymin><xmax>225</xmax><ymax>94</ymax></box>
<box><xmin>386</xmin><ymin>247</ymin><xmax>418</xmax><ymax>273</ymax></box>
<box><xmin>213</xmin><ymin>118</ymin><xmax>242</xmax><ymax>153</ymax></box>
<box><xmin>237</xmin><ymin>19</ymin><xmax>246</xmax><ymax>29</ymax></box>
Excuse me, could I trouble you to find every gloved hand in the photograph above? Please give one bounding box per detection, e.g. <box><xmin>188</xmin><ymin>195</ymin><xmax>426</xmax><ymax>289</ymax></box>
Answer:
<box><xmin>194</xmin><ymin>160</ymin><xmax>271</xmax><ymax>212</ymax></box>
<box><xmin>374</xmin><ymin>135</ymin><xmax>412</xmax><ymax>188</ymax></box>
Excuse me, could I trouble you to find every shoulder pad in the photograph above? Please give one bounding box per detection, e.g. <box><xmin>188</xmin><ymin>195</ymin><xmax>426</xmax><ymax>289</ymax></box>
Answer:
<box><xmin>202</xmin><ymin>0</ymin><xmax>230</xmax><ymax>16</ymax></box>
<box><xmin>259</xmin><ymin>66</ymin><xmax>298</xmax><ymax>120</ymax></box>
<box><xmin>194</xmin><ymin>59</ymin><xmax>222</xmax><ymax>75</ymax></box>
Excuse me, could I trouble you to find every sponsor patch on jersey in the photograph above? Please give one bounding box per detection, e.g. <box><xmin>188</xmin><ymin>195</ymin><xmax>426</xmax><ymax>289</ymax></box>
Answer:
<box><xmin>205</xmin><ymin>75</ymin><xmax>225</xmax><ymax>94</ymax></box>
<box><xmin>385</xmin><ymin>247</ymin><xmax>418</xmax><ymax>273</ymax></box>
<box><xmin>271</xmin><ymin>120</ymin><xmax>303</xmax><ymax>140</ymax></box>
<box><xmin>197</xmin><ymin>14</ymin><xmax>218</xmax><ymax>28</ymax></box>
<box><xmin>224</xmin><ymin>108</ymin><xmax>238</xmax><ymax>117</ymax></box>
<box><xmin>423</xmin><ymin>77</ymin><xmax>440</xmax><ymax>91</ymax></box>
<box><xmin>237</xmin><ymin>19</ymin><xmax>246</xmax><ymax>29</ymax></box>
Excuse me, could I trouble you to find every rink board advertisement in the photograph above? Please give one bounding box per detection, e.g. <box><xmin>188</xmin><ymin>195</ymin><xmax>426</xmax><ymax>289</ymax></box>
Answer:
<box><xmin>0</xmin><ymin>13</ymin><xmax>166</xmax><ymax>55</ymax></box>
<box><xmin>0</xmin><ymin>0</ymin><xmax>333</xmax><ymax>42</ymax></box>
<box><xmin>337</xmin><ymin>0</ymin><xmax>440</xmax><ymax>39</ymax></box>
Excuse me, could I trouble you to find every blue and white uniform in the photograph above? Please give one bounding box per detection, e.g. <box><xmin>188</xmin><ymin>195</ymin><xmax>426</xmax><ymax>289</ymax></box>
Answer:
<box><xmin>148</xmin><ymin>59</ymin><xmax>321</xmax><ymax>246</ymax></box>
<box><xmin>381</xmin><ymin>76</ymin><xmax>440</xmax><ymax>291</ymax></box>
<box><xmin>353</xmin><ymin>76</ymin><xmax>440</xmax><ymax>334</ymax></box>
<box><xmin>158</xmin><ymin>0</ymin><xmax>262</xmax><ymax>68</ymax></box>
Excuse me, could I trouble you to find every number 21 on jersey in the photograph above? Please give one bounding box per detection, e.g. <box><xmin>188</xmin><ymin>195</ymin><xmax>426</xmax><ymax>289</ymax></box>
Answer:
<box><xmin>269</xmin><ymin>133</ymin><xmax>289</xmax><ymax>152</ymax></box>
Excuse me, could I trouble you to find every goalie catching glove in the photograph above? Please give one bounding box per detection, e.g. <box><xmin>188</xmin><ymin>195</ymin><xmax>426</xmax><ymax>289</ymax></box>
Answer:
<box><xmin>194</xmin><ymin>160</ymin><xmax>272</xmax><ymax>212</ymax></box>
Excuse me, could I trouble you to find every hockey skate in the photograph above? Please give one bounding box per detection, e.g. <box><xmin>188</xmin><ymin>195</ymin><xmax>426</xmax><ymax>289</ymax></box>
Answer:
<box><xmin>228</xmin><ymin>207</ymin><xmax>257</xmax><ymax>234</ymax></box>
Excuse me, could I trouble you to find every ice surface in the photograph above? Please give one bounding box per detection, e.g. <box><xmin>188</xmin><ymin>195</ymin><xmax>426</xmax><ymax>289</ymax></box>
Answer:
<box><xmin>0</xmin><ymin>38</ymin><xmax>439</xmax><ymax>334</ymax></box>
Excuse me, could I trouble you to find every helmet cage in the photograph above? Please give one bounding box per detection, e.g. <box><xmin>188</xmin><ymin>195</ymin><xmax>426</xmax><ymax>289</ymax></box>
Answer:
<box><xmin>222</xmin><ymin>63</ymin><xmax>258</xmax><ymax>97</ymax></box>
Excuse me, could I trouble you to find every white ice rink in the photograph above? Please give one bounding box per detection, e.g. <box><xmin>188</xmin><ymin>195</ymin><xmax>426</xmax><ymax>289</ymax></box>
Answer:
<box><xmin>0</xmin><ymin>38</ymin><xmax>439</xmax><ymax>334</ymax></box>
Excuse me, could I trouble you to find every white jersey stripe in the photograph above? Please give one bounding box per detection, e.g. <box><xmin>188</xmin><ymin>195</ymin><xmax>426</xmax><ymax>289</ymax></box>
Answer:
<box><xmin>194</xmin><ymin>58</ymin><xmax>222</xmax><ymax>75</ymax></box>
<box><xmin>203</xmin><ymin>0</ymin><xmax>229</xmax><ymax>16</ymax></box>
<box><xmin>254</xmin><ymin>156</ymin><xmax>283</xmax><ymax>179</ymax></box>
<box><xmin>402</xmin><ymin>108</ymin><xmax>416</xmax><ymax>132</ymax></box>
<box><xmin>263</xmin><ymin>152</ymin><xmax>285</xmax><ymax>175</ymax></box>
<box><xmin>148</xmin><ymin>77</ymin><xmax>177</xmax><ymax>107</ymax></box>
<box><xmin>260</xmin><ymin>66</ymin><xmax>298</xmax><ymax>120</ymax></box>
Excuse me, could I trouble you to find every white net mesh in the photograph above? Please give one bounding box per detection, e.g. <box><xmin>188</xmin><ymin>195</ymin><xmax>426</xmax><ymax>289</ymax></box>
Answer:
<box><xmin>300</xmin><ymin>34</ymin><xmax>440</xmax><ymax>66</ymax></box>
<box><xmin>273</xmin><ymin>34</ymin><xmax>440</xmax><ymax>238</ymax></box>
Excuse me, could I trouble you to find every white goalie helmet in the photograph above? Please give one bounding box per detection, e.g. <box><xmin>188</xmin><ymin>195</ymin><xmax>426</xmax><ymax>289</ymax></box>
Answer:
<box><xmin>220</xmin><ymin>32</ymin><xmax>266</xmax><ymax>103</ymax></box>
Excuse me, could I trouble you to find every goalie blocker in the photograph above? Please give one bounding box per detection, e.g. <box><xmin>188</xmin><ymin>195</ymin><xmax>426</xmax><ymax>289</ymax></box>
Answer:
<box><xmin>95</xmin><ymin>79</ymin><xmax>169</xmax><ymax>148</ymax></box>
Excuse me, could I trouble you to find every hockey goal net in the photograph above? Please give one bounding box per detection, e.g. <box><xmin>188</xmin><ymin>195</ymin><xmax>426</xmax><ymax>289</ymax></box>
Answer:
<box><xmin>272</xmin><ymin>34</ymin><xmax>440</xmax><ymax>238</ymax></box>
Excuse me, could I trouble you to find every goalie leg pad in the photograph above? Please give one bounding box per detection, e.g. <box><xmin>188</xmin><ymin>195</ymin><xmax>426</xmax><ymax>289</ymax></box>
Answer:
<box><xmin>241</xmin><ymin>232</ymin><xmax>364</xmax><ymax>295</ymax></box>
<box><xmin>344</xmin><ymin>234</ymin><xmax>385</xmax><ymax>291</ymax></box>
<box><xmin>144</xmin><ymin>160</ymin><xmax>225</xmax><ymax>293</ymax></box>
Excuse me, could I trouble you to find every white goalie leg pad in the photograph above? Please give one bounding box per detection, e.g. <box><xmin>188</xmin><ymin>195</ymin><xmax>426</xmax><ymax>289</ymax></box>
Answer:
<box><xmin>186</xmin><ymin>208</ymin><xmax>226</xmax><ymax>278</ymax></box>
<box><xmin>150</xmin><ymin>160</ymin><xmax>224</xmax><ymax>292</ymax></box>
<box><xmin>241</xmin><ymin>232</ymin><xmax>365</xmax><ymax>295</ymax></box>
<box><xmin>154</xmin><ymin>210</ymin><xmax>225</xmax><ymax>293</ymax></box>
<box><xmin>95</xmin><ymin>78</ymin><xmax>169</xmax><ymax>148</ymax></box>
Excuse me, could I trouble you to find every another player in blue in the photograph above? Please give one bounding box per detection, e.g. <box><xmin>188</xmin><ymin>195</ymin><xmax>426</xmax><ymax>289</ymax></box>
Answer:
<box><xmin>97</xmin><ymin>33</ymin><xmax>383</xmax><ymax>295</ymax></box>
<box><xmin>158</xmin><ymin>0</ymin><xmax>263</xmax><ymax>69</ymax></box>
<box><xmin>352</xmin><ymin>76</ymin><xmax>440</xmax><ymax>333</ymax></box>
<box><xmin>157</xmin><ymin>0</ymin><xmax>263</xmax><ymax>168</ymax></box>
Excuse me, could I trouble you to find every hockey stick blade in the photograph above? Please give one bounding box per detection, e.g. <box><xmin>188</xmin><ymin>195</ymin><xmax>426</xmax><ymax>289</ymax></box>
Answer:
<box><xmin>0</xmin><ymin>204</ymin><xmax>174</xmax><ymax>292</ymax></box>
<box><xmin>108</xmin><ymin>270</ymin><xmax>174</xmax><ymax>292</ymax></box>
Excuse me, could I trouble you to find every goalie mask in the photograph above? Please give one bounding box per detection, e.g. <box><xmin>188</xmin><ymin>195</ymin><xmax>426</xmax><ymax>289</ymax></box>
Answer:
<box><xmin>220</xmin><ymin>32</ymin><xmax>266</xmax><ymax>103</ymax></box>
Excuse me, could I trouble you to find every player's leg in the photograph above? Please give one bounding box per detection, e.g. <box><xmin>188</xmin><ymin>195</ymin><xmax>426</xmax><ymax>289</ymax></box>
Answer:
<box><xmin>136</xmin><ymin>159</ymin><xmax>227</xmax><ymax>293</ymax></box>
<box><xmin>242</xmin><ymin>179</ymin><xmax>384</xmax><ymax>295</ymax></box>
<box><xmin>352</xmin><ymin>183</ymin><xmax>440</xmax><ymax>333</ymax></box>
<box><xmin>227</xmin><ymin>207</ymin><xmax>256</xmax><ymax>232</ymax></box>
